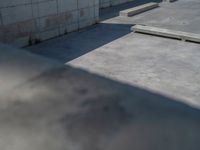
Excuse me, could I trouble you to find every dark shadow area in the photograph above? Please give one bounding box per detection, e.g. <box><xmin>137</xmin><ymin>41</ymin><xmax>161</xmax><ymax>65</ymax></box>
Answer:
<box><xmin>100</xmin><ymin>0</ymin><xmax>162</xmax><ymax>21</ymax></box>
<box><xmin>27</xmin><ymin>23</ymin><xmax>132</xmax><ymax>63</ymax></box>
<box><xmin>1</xmin><ymin>64</ymin><xmax>200</xmax><ymax>150</ymax></box>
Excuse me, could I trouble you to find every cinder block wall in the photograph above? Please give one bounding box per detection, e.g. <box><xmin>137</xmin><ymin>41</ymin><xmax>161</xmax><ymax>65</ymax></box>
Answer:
<box><xmin>100</xmin><ymin>0</ymin><xmax>134</xmax><ymax>8</ymax></box>
<box><xmin>0</xmin><ymin>0</ymin><xmax>99</xmax><ymax>47</ymax></box>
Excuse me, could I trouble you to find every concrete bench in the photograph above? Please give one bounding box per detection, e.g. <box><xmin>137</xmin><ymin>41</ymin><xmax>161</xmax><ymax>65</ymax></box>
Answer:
<box><xmin>120</xmin><ymin>2</ymin><xmax>159</xmax><ymax>17</ymax></box>
<box><xmin>131</xmin><ymin>25</ymin><xmax>200</xmax><ymax>43</ymax></box>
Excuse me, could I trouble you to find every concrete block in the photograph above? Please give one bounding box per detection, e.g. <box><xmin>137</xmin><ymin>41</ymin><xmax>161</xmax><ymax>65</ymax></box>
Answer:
<box><xmin>57</xmin><ymin>0</ymin><xmax>77</xmax><ymax>13</ymax></box>
<box><xmin>1</xmin><ymin>5</ymin><xmax>33</xmax><ymax>25</ymax></box>
<box><xmin>79</xmin><ymin>18</ymin><xmax>95</xmax><ymax>29</ymax></box>
<box><xmin>163</xmin><ymin>0</ymin><xmax>177</xmax><ymax>2</ymax></box>
<box><xmin>31</xmin><ymin>3</ymin><xmax>40</xmax><ymax>18</ymax></box>
<box><xmin>131</xmin><ymin>25</ymin><xmax>200</xmax><ymax>43</ymax></box>
<box><xmin>37</xmin><ymin>0</ymin><xmax>58</xmax><ymax>17</ymax></box>
<box><xmin>120</xmin><ymin>2</ymin><xmax>159</xmax><ymax>17</ymax></box>
<box><xmin>66</xmin><ymin>22</ymin><xmax>79</xmax><ymax>32</ymax></box>
<box><xmin>95</xmin><ymin>6</ymin><xmax>99</xmax><ymax>20</ymax></box>
<box><xmin>37</xmin><ymin>10</ymin><xmax>78</xmax><ymax>32</ymax></box>
<box><xmin>78</xmin><ymin>0</ymin><xmax>95</xmax><ymax>9</ymax></box>
<box><xmin>0</xmin><ymin>19</ymin><xmax>36</xmax><ymax>43</ymax></box>
<box><xmin>38</xmin><ymin>28</ymin><xmax>60</xmax><ymax>41</ymax></box>
<box><xmin>79</xmin><ymin>7</ymin><xmax>95</xmax><ymax>21</ymax></box>
<box><xmin>0</xmin><ymin>12</ymin><xmax>3</xmax><ymax>25</ymax></box>
<box><xmin>100</xmin><ymin>1</ymin><xmax>110</xmax><ymax>8</ymax></box>
<box><xmin>0</xmin><ymin>0</ymin><xmax>31</xmax><ymax>8</ymax></box>
<box><xmin>11</xmin><ymin>36</ymin><xmax>30</xmax><ymax>47</ymax></box>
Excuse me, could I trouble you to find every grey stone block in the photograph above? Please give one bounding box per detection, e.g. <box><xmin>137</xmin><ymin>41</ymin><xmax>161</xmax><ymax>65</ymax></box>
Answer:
<box><xmin>120</xmin><ymin>2</ymin><xmax>159</xmax><ymax>17</ymax></box>
<box><xmin>131</xmin><ymin>25</ymin><xmax>200</xmax><ymax>43</ymax></box>
<box><xmin>163</xmin><ymin>0</ymin><xmax>177</xmax><ymax>2</ymax></box>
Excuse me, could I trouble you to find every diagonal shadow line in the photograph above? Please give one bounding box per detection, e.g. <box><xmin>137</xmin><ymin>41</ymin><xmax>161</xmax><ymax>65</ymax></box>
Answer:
<box><xmin>27</xmin><ymin>23</ymin><xmax>133</xmax><ymax>63</ymax></box>
<box><xmin>1</xmin><ymin>65</ymin><xmax>200</xmax><ymax>149</ymax></box>
<box><xmin>1</xmin><ymin>44</ymin><xmax>200</xmax><ymax>149</ymax></box>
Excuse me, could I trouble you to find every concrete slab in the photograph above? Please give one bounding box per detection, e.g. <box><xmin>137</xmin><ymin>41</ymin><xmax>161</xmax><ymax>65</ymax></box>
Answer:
<box><xmin>120</xmin><ymin>2</ymin><xmax>159</xmax><ymax>17</ymax></box>
<box><xmin>132</xmin><ymin>24</ymin><xmax>200</xmax><ymax>43</ymax></box>
<box><xmin>163</xmin><ymin>0</ymin><xmax>177</xmax><ymax>2</ymax></box>
<box><xmin>1</xmin><ymin>45</ymin><xmax>200</xmax><ymax>150</ymax></box>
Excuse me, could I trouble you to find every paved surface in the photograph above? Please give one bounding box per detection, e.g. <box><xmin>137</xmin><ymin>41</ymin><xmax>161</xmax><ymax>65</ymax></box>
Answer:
<box><xmin>1</xmin><ymin>1</ymin><xmax>200</xmax><ymax>149</ymax></box>
<box><xmin>1</xmin><ymin>44</ymin><xmax>200</xmax><ymax>150</ymax></box>
<box><xmin>28</xmin><ymin>0</ymin><xmax>200</xmax><ymax>108</ymax></box>
<box><xmin>105</xmin><ymin>0</ymin><xmax>200</xmax><ymax>33</ymax></box>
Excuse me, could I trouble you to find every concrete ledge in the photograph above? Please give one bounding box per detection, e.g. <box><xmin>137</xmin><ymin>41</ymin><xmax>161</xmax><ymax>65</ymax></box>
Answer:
<box><xmin>120</xmin><ymin>2</ymin><xmax>159</xmax><ymax>17</ymax></box>
<box><xmin>163</xmin><ymin>0</ymin><xmax>177</xmax><ymax>2</ymax></box>
<box><xmin>131</xmin><ymin>25</ymin><xmax>200</xmax><ymax>43</ymax></box>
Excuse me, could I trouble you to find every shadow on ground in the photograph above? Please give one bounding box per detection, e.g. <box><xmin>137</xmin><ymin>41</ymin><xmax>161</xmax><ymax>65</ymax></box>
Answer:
<box><xmin>28</xmin><ymin>23</ymin><xmax>132</xmax><ymax>63</ymax></box>
<box><xmin>1</xmin><ymin>65</ymin><xmax>200</xmax><ymax>150</ymax></box>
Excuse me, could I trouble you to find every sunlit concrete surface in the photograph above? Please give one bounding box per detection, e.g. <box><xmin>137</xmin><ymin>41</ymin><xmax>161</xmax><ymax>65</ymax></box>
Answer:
<box><xmin>132</xmin><ymin>24</ymin><xmax>200</xmax><ymax>42</ymax></box>
<box><xmin>104</xmin><ymin>0</ymin><xmax>200</xmax><ymax>34</ymax></box>
<box><xmin>28</xmin><ymin>0</ymin><xmax>200</xmax><ymax>108</ymax></box>
<box><xmin>119</xmin><ymin>2</ymin><xmax>159</xmax><ymax>17</ymax></box>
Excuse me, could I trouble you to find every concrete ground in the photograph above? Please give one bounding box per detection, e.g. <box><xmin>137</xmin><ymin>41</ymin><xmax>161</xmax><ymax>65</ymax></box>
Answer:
<box><xmin>1</xmin><ymin>1</ymin><xmax>200</xmax><ymax>150</ymax></box>
<box><xmin>1</xmin><ymin>44</ymin><xmax>200</xmax><ymax>150</ymax></box>
<box><xmin>103</xmin><ymin>0</ymin><xmax>200</xmax><ymax>33</ymax></box>
<box><xmin>28</xmin><ymin>0</ymin><xmax>200</xmax><ymax>108</ymax></box>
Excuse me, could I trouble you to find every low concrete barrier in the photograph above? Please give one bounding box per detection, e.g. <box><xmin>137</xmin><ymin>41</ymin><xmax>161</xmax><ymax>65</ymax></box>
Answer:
<box><xmin>120</xmin><ymin>2</ymin><xmax>159</xmax><ymax>17</ymax></box>
<box><xmin>132</xmin><ymin>25</ymin><xmax>200</xmax><ymax>43</ymax></box>
<box><xmin>163</xmin><ymin>0</ymin><xmax>177</xmax><ymax>2</ymax></box>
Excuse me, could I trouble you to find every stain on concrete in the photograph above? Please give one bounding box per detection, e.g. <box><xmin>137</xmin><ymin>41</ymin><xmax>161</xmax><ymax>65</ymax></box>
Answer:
<box><xmin>0</xmin><ymin>19</ymin><xmax>36</xmax><ymax>42</ymax></box>
<box><xmin>45</xmin><ymin>12</ymin><xmax>73</xmax><ymax>28</ymax></box>
<box><xmin>80</xmin><ymin>9</ymin><xmax>85</xmax><ymax>17</ymax></box>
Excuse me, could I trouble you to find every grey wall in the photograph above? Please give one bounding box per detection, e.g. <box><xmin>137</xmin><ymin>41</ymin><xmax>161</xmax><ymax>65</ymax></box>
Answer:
<box><xmin>100</xmin><ymin>0</ymin><xmax>134</xmax><ymax>8</ymax></box>
<box><xmin>0</xmin><ymin>0</ymin><xmax>99</xmax><ymax>47</ymax></box>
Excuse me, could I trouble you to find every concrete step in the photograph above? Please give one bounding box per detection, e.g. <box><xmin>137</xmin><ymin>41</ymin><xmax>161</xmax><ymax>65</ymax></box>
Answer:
<box><xmin>120</xmin><ymin>2</ymin><xmax>159</xmax><ymax>17</ymax></box>
<box><xmin>131</xmin><ymin>25</ymin><xmax>200</xmax><ymax>43</ymax></box>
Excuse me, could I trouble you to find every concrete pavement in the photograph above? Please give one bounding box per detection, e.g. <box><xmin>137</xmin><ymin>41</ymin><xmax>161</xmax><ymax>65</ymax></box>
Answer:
<box><xmin>1</xmin><ymin>0</ymin><xmax>197</xmax><ymax>149</ymax></box>
<box><xmin>28</xmin><ymin>0</ymin><xmax>200</xmax><ymax>108</ymax></box>
<box><xmin>1</xmin><ymin>43</ymin><xmax>200</xmax><ymax>150</ymax></box>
